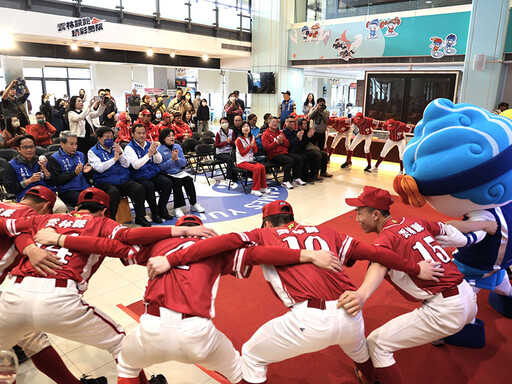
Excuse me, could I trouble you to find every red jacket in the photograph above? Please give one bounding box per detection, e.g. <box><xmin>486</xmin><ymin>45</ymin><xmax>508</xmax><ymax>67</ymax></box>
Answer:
<box><xmin>115</xmin><ymin>112</ymin><xmax>132</xmax><ymax>143</ymax></box>
<box><xmin>261</xmin><ymin>128</ymin><xmax>289</xmax><ymax>159</ymax></box>
<box><xmin>28</xmin><ymin>122</ymin><xmax>56</xmax><ymax>146</ymax></box>
<box><xmin>172</xmin><ymin>122</ymin><xmax>193</xmax><ymax>141</ymax></box>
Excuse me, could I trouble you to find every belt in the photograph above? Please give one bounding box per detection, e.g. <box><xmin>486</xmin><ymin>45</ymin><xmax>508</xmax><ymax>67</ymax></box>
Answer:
<box><xmin>441</xmin><ymin>286</ymin><xmax>459</xmax><ymax>299</ymax></box>
<box><xmin>146</xmin><ymin>303</ymin><xmax>195</xmax><ymax>319</ymax></box>
<box><xmin>15</xmin><ymin>276</ymin><xmax>68</xmax><ymax>288</ymax></box>
<box><xmin>306</xmin><ymin>299</ymin><xmax>327</xmax><ymax>310</ymax></box>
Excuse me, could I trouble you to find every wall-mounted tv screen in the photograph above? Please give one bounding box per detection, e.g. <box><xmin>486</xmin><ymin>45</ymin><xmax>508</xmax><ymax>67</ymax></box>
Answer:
<box><xmin>248</xmin><ymin>72</ymin><xmax>276</xmax><ymax>94</ymax></box>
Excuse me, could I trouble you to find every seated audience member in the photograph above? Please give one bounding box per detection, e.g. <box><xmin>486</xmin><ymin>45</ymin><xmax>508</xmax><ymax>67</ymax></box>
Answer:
<box><xmin>235</xmin><ymin>121</ymin><xmax>270</xmax><ymax>197</ymax></box>
<box><xmin>115</xmin><ymin>111</ymin><xmax>133</xmax><ymax>144</ymax></box>
<box><xmin>88</xmin><ymin>126</ymin><xmax>150</xmax><ymax>227</ymax></box>
<box><xmin>152</xmin><ymin>110</ymin><xmax>163</xmax><ymax>126</ymax></box>
<box><xmin>259</xmin><ymin>113</ymin><xmax>272</xmax><ymax>135</ymax></box>
<box><xmin>283</xmin><ymin>116</ymin><xmax>311</xmax><ymax>183</ymax></box>
<box><xmin>183</xmin><ymin>110</ymin><xmax>196</xmax><ymax>132</ymax></box>
<box><xmin>48</xmin><ymin>131</ymin><xmax>91</xmax><ymax>207</ymax></box>
<box><xmin>124</xmin><ymin>124</ymin><xmax>173</xmax><ymax>223</ymax></box>
<box><xmin>215</xmin><ymin>117</ymin><xmax>238</xmax><ymax>181</ymax></box>
<box><xmin>196</xmin><ymin>98</ymin><xmax>210</xmax><ymax>132</ymax></box>
<box><xmin>172</xmin><ymin>112</ymin><xmax>193</xmax><ymax>141</ymax></box>
<box><xmin>68</xmin><ymin>95</ymin><xmax>105</xmax><ymax>156</ymax></box>
<box><xmin>51</xmin><ymin>99</ymin><xmax>68</xmax><ymax>134</ymax></box>
<box><xmin>28</xmin><ymin>112</ymin><xmax>57</xmax><ymax>147</ymax></box>
<box><xmin>3</xmin><ymin>135</ymin><xmax>66</xmax><ymax>212</ymax></box>
<box><xmin>3</xmin><ymin>116</ymin><xmax>27</xmax><ymax>148</ymax></box>
<box><xmin>156</xmin><ymin>112</ymin><xmax>173</xmax><ymax>136</ymax></box>
<box><xmin>158</xmin><ymin>128</ymin><xmax>205</xmax><ymax>218</ymax></box>
<box><xmin>262</xmin><ymin>116</ymin><xmax>304</xmax><ymax>189</ymax></box>
<box><xmin>152</xmin><ymin>94</ymin><xmax>167</xmax><ymax>116</ymax></box>
<box><xmin>232</xmin><ymin>115</ymin><xmax>244</xmax><ymax>139</ymax></box>
<box><xmin>297</xmin><ymin>117</ymin><xmax>332</xmax><ymax>179</ymax></box>
<box><xmin>136</xmin><ymin>109</ymin><xmax>158</xmax><ymax>140</ymax></box>
<box><xmin>247</xmin><ymin>113</ymin><xmax>264</xmax><ymax>154</ymax></box>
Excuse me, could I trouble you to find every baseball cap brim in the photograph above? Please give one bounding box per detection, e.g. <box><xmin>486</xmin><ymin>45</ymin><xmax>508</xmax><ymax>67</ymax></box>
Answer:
<box><xmin>345</xmin><ymin>197</ymin><xmax>366</xmax><ymax>207</ymax></box>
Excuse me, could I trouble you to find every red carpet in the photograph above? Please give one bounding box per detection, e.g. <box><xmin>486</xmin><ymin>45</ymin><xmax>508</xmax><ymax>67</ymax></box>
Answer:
<box><xmin>121</xmin><ymin>198</ymin><xmax>511</xmax><ymax>384</ymax></box>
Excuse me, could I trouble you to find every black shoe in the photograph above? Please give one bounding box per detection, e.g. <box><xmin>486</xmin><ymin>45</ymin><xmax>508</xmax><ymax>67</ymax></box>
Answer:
<box><xmin>149</xmin><ymin>374</ymin><xmax>168</xmax><ymax>384</ymax></box>
<box><xmin>341</xmin><ymin>161</ymin><xmax>352</xmax><ymax>169</ymax></box>
<box><xmin>151</xmin><ymin>214</ymin><xmax>164</xmax><ymax>224</ymax></box>
<box><xmin>364</xmin><ymin>166</ymin><xmax>372</xmax><ymax>173</ymax></box>
<box><xmin>80</xmin><ymin>375</ymin><xmax>108</xmax><ymax>384</ymax></box>
<box><xmin>13</xmin><ymin>345</ymin><xmax>28</xmax><ymax>364</ymax></box>
<box><xmin>160</xmin><ymin>210</ymin><xmax>173</xmax><ymax>221</ymax></box>
<box><xmin>135</xmin><ymin>217</ymin><xmax>151</xmax><ymax>227</ymax></box>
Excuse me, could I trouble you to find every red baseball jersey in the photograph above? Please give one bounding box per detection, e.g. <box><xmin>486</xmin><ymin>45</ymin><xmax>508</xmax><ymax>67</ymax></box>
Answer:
<box><xmin>375</xmin><ymin>217</ymin><xmax>463</xmax><ymax>301</ymax></box>
<box><xmin>355</xmin><ymin>117</ymin><xmax>377</xmax><ymax>135</ymax></box>
<box><xmin>328</xmin><ymin>117</ymin><xmax>353</xmax><ymax>134</ymax></box>
<box><xmin>0</xmin><ymin>202</ymin><xmax>37</xmax><ymax>284</ymax></box>
<box><xmin>387</xmin><ymin>121</ymin><xmax>413</xmax><ymax>142</ymax></box>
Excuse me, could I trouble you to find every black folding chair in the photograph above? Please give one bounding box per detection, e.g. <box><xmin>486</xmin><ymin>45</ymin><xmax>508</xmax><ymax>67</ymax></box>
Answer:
<box><xmin>198</xmin><ymin>136</ymin><xmax>215</xmax><ymax>145</ymax></box>
<box><xmin>35</xmin><ymin>146</ymin><xmax>47</xmax><ymax>156</ymax></box>
<box><xmin>194</xmin><ymin>144</ymin><xmax>226</xmax><ymax>186</ymax></box>
<box><xmin>47</xmin><ymin>144</ymin><xmax>62</xmax><ymax>152</ymax></box>
<box><xmin>0</xmin><ymin>158</ymin><xmax>16</xmax><ymax>201</ymax></box>
<box><xmin>201</xmin><ymin>131</ymin><xmax>215</xmax><ymax>138</ymax></box>
<box><xmin>0</xmin><ymin>149</ymin><xmax>18</xmax><ymax>161</ymax></box>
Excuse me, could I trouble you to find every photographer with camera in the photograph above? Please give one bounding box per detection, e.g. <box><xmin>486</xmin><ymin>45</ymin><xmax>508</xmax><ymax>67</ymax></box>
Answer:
<box><xmin>308</xmin><ymin>97</ymin><xmax>330</xmax><ymax>151</ymax></box>
<box><xmin>2</xmin><ymin>78</ymin><xmax>31</xmax><ymax>128</ymax></box>
<box><xmin>168</xmin><ymin>88</ymin><xmax>184</xmax><ymax>115</ymax></box>
<box><xmin>100</xmin><ymin>89</ymin><xmax>117</xmax><ymax>128</ymax></box>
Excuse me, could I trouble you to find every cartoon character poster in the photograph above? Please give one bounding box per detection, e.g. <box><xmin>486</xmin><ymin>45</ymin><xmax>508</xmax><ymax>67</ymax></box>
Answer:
<box><xmin>444</xmin><ymin>33</ymin><xmax>457</xmax><ymax>55</ymax></box>
<box><xmin>332</xmin><ymin>30</ymin><xmax>362</xmax><ymax>61</ymax></box>
<box><xmin>380</xmin><ymin>17</ymin><xmax>401</xmax><ymax>37</ymax></box>
<box><xmin>366</xmin><ymin>19</ymin><xmax>382</xmax><ymax>40</ymax></box>
<box><xmin>298</xmin><ymin>23</ymin><xmax>331</xmax><ymax>45</ymax></box>
<box><xmin>429</xmin><ymin>36</ymin><xmax>444</xmax><ymax>58</ymax></box>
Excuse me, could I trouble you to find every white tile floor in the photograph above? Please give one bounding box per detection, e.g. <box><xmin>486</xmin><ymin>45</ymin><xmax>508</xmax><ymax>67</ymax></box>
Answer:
<box><xmin>11</xmin><ymin>154</ymin><xmax>401</xmax><ymax>384</ymax></box>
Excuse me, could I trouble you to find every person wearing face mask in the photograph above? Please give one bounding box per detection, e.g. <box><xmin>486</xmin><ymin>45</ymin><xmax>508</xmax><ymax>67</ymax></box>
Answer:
<box><xmin>215</xmin><ymin>117</ymin><xmax>238</xmax><ymax>182</ymax></box>
<box><xmin>3</xmin><ymin>116</ymin><xmax>27</xmax><ymax>148</ymax></box>
<box><xmin>51</xmin><ymin>98</ymin><xmax>69</xmax><ymax>135</ymax></box>
<box><xmin>152</xmin><ymin>110</ymin><xmax>163</xmax><ymax>125</ymax></box>
<box><xmin>2</xmin><ymin>79</ymin><xmax>31</xmax><ymax>128</ymax></box>
<box><xmin>115</xmin><ymin>111</ymin><xmax>133</xmax><ymax>144</ymax></box>
<box><xmin>68</xmin><ymin>95</ymin><xmax>105</xmax><ymax>158</ymax></box>
<box><xmin>224</xmin><ymin>92</ymin><xmax>243</xmax><ymax>126</ymax></box>
<box><xmin>28</xmin><ymin>112</ymin><xmax>57</xmax><ymax>147</ymax></box>
<box><xmin>101</xmin><ymin>89</ymin><xmax>118</xmax><ymax>128</ymax></box>
<box><xmin>196</xmin><ymin>98</ymin><xmax>210</xmax><ymax>133</ymax></box>
<box><xmin>179</xmin><ymin>92</ymin><xmax>195</xmax><ymax>116</ymax></box>
<box><xmin>88</xmin><ymin>126</ymin><xmax>150</xmax><ymax>227</ymax></box>
<box><xmin>48</xmin><ymin>131</ymin><xmax>92</xmax><ymax>207</ymax></box>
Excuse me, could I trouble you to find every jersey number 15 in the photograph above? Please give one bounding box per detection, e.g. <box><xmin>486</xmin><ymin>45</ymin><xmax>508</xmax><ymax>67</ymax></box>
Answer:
<box><xmin>412</xmin><ymin>235</ymin><xmax>450</xmax><ymax>263</ymax></box>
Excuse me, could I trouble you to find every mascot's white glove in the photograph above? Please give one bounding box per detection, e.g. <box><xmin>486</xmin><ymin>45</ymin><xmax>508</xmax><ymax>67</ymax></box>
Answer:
<box><xmin>435</xmin><ymin>224</ymin><xmax>469</xmax><ymax>248</ymax></box>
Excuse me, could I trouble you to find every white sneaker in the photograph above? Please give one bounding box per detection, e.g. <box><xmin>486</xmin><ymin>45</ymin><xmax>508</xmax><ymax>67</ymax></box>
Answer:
<box><xmin>293</xmin><ymin>178</ymin><xmax>306</xmax><ymax>186</ymax></box>
<box><xmin>174</xmin><ymin>207</ymin><xmax>185</xmax><ymax>218</ymax></box>
<box><xmin>371</xmin><ymin>167</ymin><xmax>379</xmax><ymax>173</ymax></box>
<box><xmin>190</xmin><ymin>203</ymin><xmax>205</xmax><ymax>213</ymax></box>
<box><xmin>251</xmin><ymin>190</ymin><xmax>263</xmax><ymax>197</ymax></box>
<box><xmin>282</xmin><ymin>181</ymin><xmax>294</xmax><ymax>189</ymax></box>
<box><xmin>261</xmin><ymin>188</ymin><xmax>271</xmax><ymax>194</ymax></box>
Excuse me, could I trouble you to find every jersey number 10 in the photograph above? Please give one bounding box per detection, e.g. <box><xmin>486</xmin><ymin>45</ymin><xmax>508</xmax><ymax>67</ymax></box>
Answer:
<box><xmin>412</xmin><ymin>235</ymin><xmax>451</xmax><ymax>263</ymax></box>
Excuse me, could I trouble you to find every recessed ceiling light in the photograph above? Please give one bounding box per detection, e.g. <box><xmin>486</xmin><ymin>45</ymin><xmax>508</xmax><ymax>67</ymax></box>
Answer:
<box><xmin>202</xmin><ymin>53</ymin><xmax>209</xmax><ymax>61</ymax></box>
<box><xmin>147</xmin><ymin>48</ymin><xmax>153</xmax><ymax>56</ymax></box>
<box><xmin>71</xmin><ymin>42</ymin><xmax>78</xmax><ymax>50</ymax></box>
<box><xmin>170</xmin><ymin>51</ymin><xmax>176</xmax><ymax>58</ymax></box>
<box><xmin>94</xmin><ymin>44</ymin><xmax>101</xmax><ymax>52</ymax></box>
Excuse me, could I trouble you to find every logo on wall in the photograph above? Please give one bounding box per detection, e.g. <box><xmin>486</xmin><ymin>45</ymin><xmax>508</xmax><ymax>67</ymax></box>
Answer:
<box><xmin>332</xmin><ymin>30</ymin><xmax>362</xmax><ymax>61</ymax></box>
<box><xmin>380</xmin><ymin>17</ymin><xmax>401</xmax><ymax>37</ymax></box>
<box><xmin>300</xmin><ymin>23</ymin><xmax>331</xmax><ymax>45</ymax></box>
<box><xmin>429</xmin><ymin>33</ymin><xmax>457</xmax><ymax>58</ymax></box>
<box><xmin>57</xmin><ymin>17</ymin><xmax>105</xmax><ymax>38</ymax></box>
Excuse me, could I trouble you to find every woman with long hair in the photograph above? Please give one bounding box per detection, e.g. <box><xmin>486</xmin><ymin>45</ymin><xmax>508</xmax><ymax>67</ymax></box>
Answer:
<box><xmin>68</xmin><ymin>95</ymin><xmax>105</xmax><ymax>156</ymax></box>
<box><xmin>3</xmin><ymin>116</ymin><xmax>27</xmax><ymax>148</ymax></box>
<box><xmin>302</xmin><ymin>93</ymin><xmax>315</xmax><ymax>115</ymax></box>
<box><xmin>182</xmin><ymin>110</ymin><xmax>196</xmax><ymax>132</ymax></box>
<box><xmin>235</xmin><ymin>121</ymin><xmax>269</xmax><ymax>196</ymax></box>
<box><xmin>179</xmin><ymin>92</ymin><xmax>195</xmax><ymax>116</ymax></box>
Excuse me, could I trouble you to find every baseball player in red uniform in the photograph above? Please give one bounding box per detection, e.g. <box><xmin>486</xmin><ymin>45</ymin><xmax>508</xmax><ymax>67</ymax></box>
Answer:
<box><xmin>0</xmin><ymin>186</ymin><xmax>109</xmax><ymax>384</ymax></box>
<box><xmin>372</xmin><ymin>119</ymin><xmax>414</xmax><ymax>174</ymax></box>
<box><xmin>151</xmin><ymin>201</ymin><xmax>443</xmax><ymax>384</ymax></box>
<box><xmin>341</xmin><ymin>112</ymin><xmax>381</xmax><ymax>172</ymax></box>
<box><xmin>327</xmin><ymin>116</ymin><xmax>353</xmax><ymax>160</ymax></box>
<box><xmin>342</xmin><ymin>186</ymin><xmax>479</xmax><ymax>384</ymax></box>
<box><xmin>0</xmin><ymin>187</ymin><xmax>216</xmax><ymax>384</ymax></box>
<box><xmin>116</xmin><ymin>214</ymin><xmax>340</xmax><ymax>384</ymax></box>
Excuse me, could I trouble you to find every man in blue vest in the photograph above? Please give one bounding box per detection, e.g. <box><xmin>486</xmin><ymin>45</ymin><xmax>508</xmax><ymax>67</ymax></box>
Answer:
<box><xmin>278</xmin><ymin>90</ymin><xmax>296</xmax><ymax>129</ymax></box>
<box><xmin>124</xmin><ymin>124</ymin><xmax>173</xmax><ymax>224</ymax></box>
<box><xmin>48</xmin><ymin>132</ymin><xmax>91</xmax><ymax>207</ymax></box>
<box><xmin>88</xmin><ymin>126</ymin><xmax>150</xmax><ymax>227</ymax></box>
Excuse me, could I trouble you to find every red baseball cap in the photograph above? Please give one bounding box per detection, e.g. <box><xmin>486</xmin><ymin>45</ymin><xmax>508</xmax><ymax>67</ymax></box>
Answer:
<box><xmin>385</xmin><ymin>119</ymin><xmax>397</xmax><ymax>130</ymax></box>
<box><xmin>345</xmin><ymin>186</ymin><xmax>394</xmax><ymax>210</ymax></box>
<box><xmin>162</xmin><ymin>112</ymin><xmax>171</xmax><ymax>119</ymax></box>
<box><xmin>78</xmin><ymin>187</ymin><xmax>111</xmax><ymax>216</ymax></box>
<box><xmin>176</xmin><ymin>214</ymin><xmax>203</xmax><ymax>227</ymax></box>
<box><xmin>355</xmin><ymin>112</ymin><xmax>364</xmax><ymax>121</ymax></box>
<box><xmin>24</xmin><ymin>186</ymin><xmax>56</xmax><ymax>210</ymax></box>
<box><xmin>141</xmin><ymin>109</ymin><xmax>152</xmax><ymax>115</ymax></box>
<box><xmin>262</xmin><ymin>200</ymin><xmax>294</xmax><ymax>220</ymax></box>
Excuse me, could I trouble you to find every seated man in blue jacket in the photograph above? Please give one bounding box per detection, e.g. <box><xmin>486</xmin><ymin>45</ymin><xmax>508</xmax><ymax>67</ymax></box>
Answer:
<box><xmin>48</xmin><ymin>131</ymin><xmax>91</xmax><ymax>207</ymax></box>
<box><xmin>124</xmin><ymin>124</ymin><xmax>173</xmax><ymax>223</ymax></box>
<box><xmin>88</xmin><ymin>126</ymin><xmax>150</xmax><ymax>227</ymax></box>
<box><xmin>3</xmin><ymin>135</ymin><xmax>66</xmax><ymax>212</ymax></box>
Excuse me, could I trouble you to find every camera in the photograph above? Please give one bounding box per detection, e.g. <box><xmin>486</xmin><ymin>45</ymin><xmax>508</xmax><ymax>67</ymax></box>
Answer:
<box><xmin>319</xmin><ymin>104</ymin><xmax>327</xmax><ymax>110</ymax></box>
<box><xmin>15</xmin><ymin>77</ymin><xmax>26</xmax><ymax>97</ymax></box>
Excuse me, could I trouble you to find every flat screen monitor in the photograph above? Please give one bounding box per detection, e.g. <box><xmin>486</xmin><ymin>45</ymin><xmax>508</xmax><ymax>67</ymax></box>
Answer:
<box><xmin>248</xmin><ymin>72</ymin><xmax>276</xmax><ymax>94</ymax></box>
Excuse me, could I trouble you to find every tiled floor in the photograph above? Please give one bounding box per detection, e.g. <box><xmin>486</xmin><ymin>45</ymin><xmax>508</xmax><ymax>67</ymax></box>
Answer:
<box><xmin>11</xmin><ymin>154</ymin><xmax>401</xmax><ymax>383</ymax></box>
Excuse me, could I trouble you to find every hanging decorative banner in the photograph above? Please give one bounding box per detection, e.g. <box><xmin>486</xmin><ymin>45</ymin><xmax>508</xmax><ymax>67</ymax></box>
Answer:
<box><xmin>57</xmin><ymin>17</ymin><xmax>105</xmax><ymax>38</ymax></box>
<box><xmin>429</xmin><ymin>33</ymin><xmax>457</xmax><ymax>58</ymax></box>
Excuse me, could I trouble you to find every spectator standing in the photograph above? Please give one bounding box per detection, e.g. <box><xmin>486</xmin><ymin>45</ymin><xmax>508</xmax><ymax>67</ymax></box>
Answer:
<box><xmin>2</xmin><ymin>79</ymin><xmax>31</xmax><ymax>127</ymax></box>
<box><xmin>171</xmin><ymin>112</ymin><xmax>193</xmax><ymax>141</ymax></box>
<box><xmin>224</xmin><ymin>92</ymin><xmax>243</xmax><ymax>126</ymax></box>
<box><xmin>48</xmin><ymin>131</ymin><xmax>91</xmax><ymax>207</ymax></box>
<box><xmin>261</xmin><ymin>116</ymin><xmax>304</xmax><ymax>189</ymax></box>
<box><xmin>168</xmin><ymin>88</ymin><xmax>184</xmax><ymax>114</ymax></box>
<box><xmin>124</xmin><ymin>124</ymin><xmax>173</xmax><ymax>223</ymax></box>
<box><xmin>308</xmin><ymin>97</ymin><xmax>330</xmax><ymax>150</ymax></box>
<box><xmin>39</xmin><ymin>94</ymin><xmax>53</xmax><ymax>124</ymax></box>
<box><xmin>140</xmin><ymin>95</ymin><xmax>155</xmax><ymax>118</ymax></box>
<box><xmin>235</xmin><ymin>122</ymin><xmax>269</xmax><ymax>197</ymax></box>
<box><xmin>183</xmin><ymin>110</ymin><xmax>196</xmax><ymax>132</ymax></box>
<box><xmin>158</xmin><ymin>128</ymin><xmax>205</xmax><ymax>218</ymax></box>
<box><xmin>196</xmin><ymin>98</ymin><xmax>210</xmax><ymax>132</ymax></box>
<box><xmin>152</xmin><ymin>95</ymin><xmax>167</xmax><ymax>117</ymax></box>
<box><xmin>192</xmin><ymin>91</ymin><xmax>201</xmax><ymax>124</ymax></box>
<box><xmin>278</xmin><ymin>91</ymin><xmax>296</xmax><ymax>128</ymax></box>
<box><xmin>101</xmin><ymin>91</ymin><xmax>118</xmax><ymax>128</ymax></box>
<box><xmin>51</xmin><ymin>99</ymin><xmax>69</xmax><ymax>134</ymax></box>
<box><xmin>302</xmin><ymin>93</ymin><xmax>315</xmax><ymax>115</ymax></box>
<box><xmin>234</xmin><ymin>90</ymin><xmax>245</xmax><ymax>113</ymax></box>
<box><xmin>127</xmin><ymin>89</ymin><xmax>141</xmax><ymax>122</ymax></box>
<box><xmin>215</xmin><ymin>117</ymin><xmax>238</xmax><ymax>182</ymax></box>
<box><xmin>79</xmin><ymin>88</ymin><xmax>87</xmax><ymax>102</ymax></box>
<box><xmin>68</xmin><ymin>95</ymin><xmax>105</xmax><ymax>157</ymax></box>
<box><xmin>88</xmin><ymin>126</ymin><xmax>150</xmax><ymax>227</ymax></box>
<box><xmin>115</xmin><ymin>112</ymin><xmax>133</xmax><ymax>144</ymax></box>
<box><xmin>3</xmin><ymin>116</ymin><xmax>27</xmax><ymax>148</ymax></box>
<box><xmin>180</xmin><ymin>92</ymin><xmax>195</xmax><ymax>116</ymax></box>
<box><xmin>27</xmin><ymin>112</ymin><xmax>57</xmax><ymax>147</ymax></box>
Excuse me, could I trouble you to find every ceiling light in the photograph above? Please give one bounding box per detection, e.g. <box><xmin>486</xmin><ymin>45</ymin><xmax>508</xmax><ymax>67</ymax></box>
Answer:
<box><xmin>94</xmin><ymin>44</ymin><xmax>101</xmax><ymax>52</ymax></box>
<box><xmin>202</xmin><ymin>53</ymin><xmax>209</xmax><ymax>61</ymax></box>
<box><xmin>147</xmin><ymin>48</ymin><xmax>153</xmax><ymax>56</ymax></box>
<box><xmin>170</xmin><ymin>51</ymin><xmax>176</xmax><ymax>58</ymax></box>
<box><xmin>0</xmin><ymin>33</ymin><xmax>15</xmax><ymax>50</ymax></box>
<box><xmin>70</xmin><ymin>42</ymin><xmax>78</xmax><ymax>50</ymax></box>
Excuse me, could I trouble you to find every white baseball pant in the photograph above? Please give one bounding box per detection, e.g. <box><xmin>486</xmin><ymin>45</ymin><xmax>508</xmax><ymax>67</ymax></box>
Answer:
<box><xmin>367</xmin><ymin>281</ymin><xmax>477</xmax><ymax>368</ymax></box>
<box><xmin>0</xmin><ymin>276</ymin><xmax>125</xmax><ymax>358</ymax></box>
<box><xmin>117</xmin><ymin>307</ymin><xmax>242</xmax><ymax>383</ymax></box>
<box><xmin>349</xmin><ymin>133</ymin><xmax>372</xmax><ymax>153</ymax></box>
<box><xmin>330</xmin><ymin>129</ymin><xmax>353</xmax><ymax>151</ymax></box>
<box><xmin>379</xmin><ymin>139</ymin><xmax>406</xmax><ymax>160</ymax></box>
<box><xmin>241</xmin><ymin>300</ymin><xmax>369</xmax><ymax>383</ymax></box>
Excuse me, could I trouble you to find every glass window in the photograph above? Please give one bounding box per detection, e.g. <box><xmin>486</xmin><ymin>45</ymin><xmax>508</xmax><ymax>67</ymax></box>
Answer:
<box><xmin>25</xmin><ymin>79</ymin><xmax>44</xmax><ymax>112</ymax></box>
<box><xmin>69</xmin><ymin>80</ymin><xmax>93</xmax><ymax>98</ymax></box>
<box><xmin>45</xmin><ymin>80</ymin><xmax>69</xmax><ymax>100</ymax></box>
<box><xmin>218</xmin><ymin>1</ymin><xmax>241</xmax><ymax>31</ymax></box>
<box><xmin>122</xmin><ymin>0</ymin><xmax>156</xmax><ymax>16</ymax></box>
<box><xmin>407</xmin><ymin>76</ymin><xmax>455</xmax><ymax>124</ymax></box>
<box><xmin>43</xmin><ymin>67</ymin><xmax>68</xmax><ymax>79</ymax></box>
<box><xmin>366</xmin><ymin>76</ymin><xmax>405</xmax><ymax>122</ymax></box>
<box><xmin>81</xmin><ymin>0</ymin><xmax>120</xmax><ymax>9</ymax></box>
<box><xmin>160</xmin><ymin>0</ymin><xmax>188</xmax><ymax>22</ymax></box>
<box><xmin>23</xmin><ymin>68</ymin><xmax>43</xmax><ymax>78</ymax></box>
<box><xmin>68</xmin><ymin>68</ymin><xmax>91</xmax><ymax>79</ymax></box>
<box><xmin>190</xmin><ymin>0</ymin><xmax>216</xmax><ymax>27</ymax></box>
